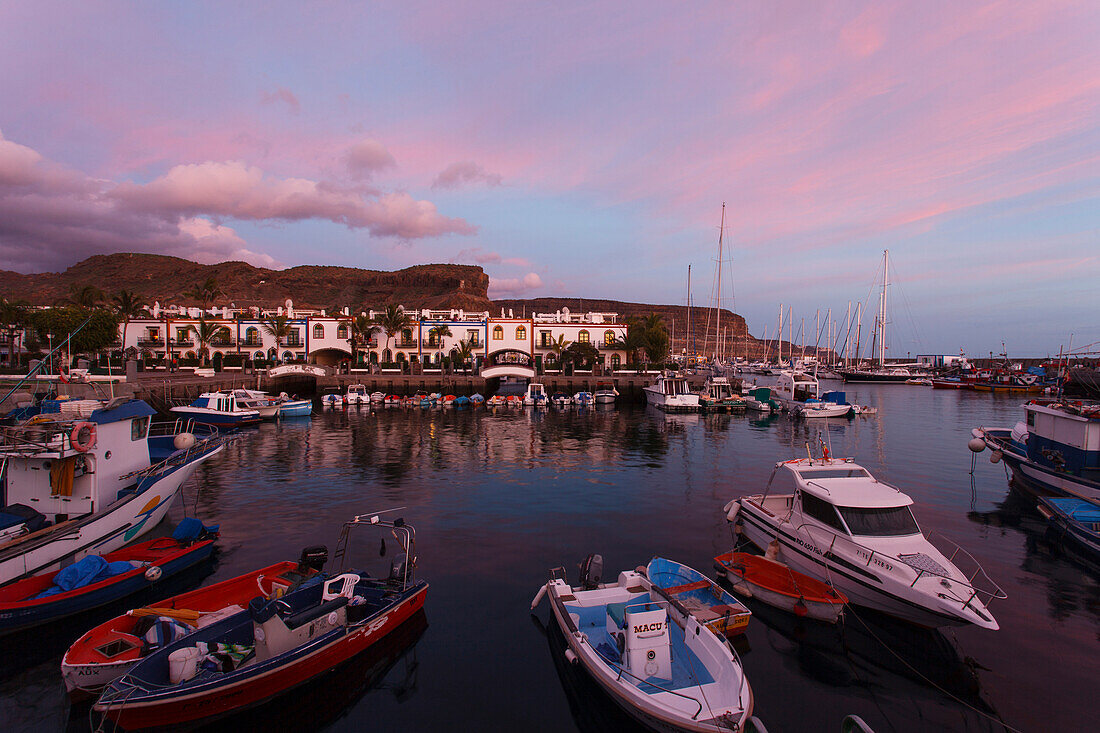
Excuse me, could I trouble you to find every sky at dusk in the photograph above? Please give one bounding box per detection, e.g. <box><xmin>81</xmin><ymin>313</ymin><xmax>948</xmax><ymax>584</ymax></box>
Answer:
<box><xmin>1</xmin><ymin>1</ymin><xmax>1097</xmax><ymax>357</ymax></box>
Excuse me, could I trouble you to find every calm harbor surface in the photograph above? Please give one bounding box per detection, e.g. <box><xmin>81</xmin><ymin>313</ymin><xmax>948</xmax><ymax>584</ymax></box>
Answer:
<box><xmin>2</xmin><ymin>383</ymin><xmax>1095</xmax><ymax>732</ymax></box>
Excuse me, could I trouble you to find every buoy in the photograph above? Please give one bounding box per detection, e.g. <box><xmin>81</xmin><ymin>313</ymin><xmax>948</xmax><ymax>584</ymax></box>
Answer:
<box><xmin>174</xmin><ymin>432</ymin><xmax>196</xmax><ymax>450</ymax></box>
<box><xmin>990</xmin><ymin>450</ymin><xmax>1003</xmax><ymax>464</ymax></box>
<box><xmin>968</xmin><ymin>438</ymin><xmax>986</xmax><ymax>453</ymax></box>
<box><xmin>145</xmin><ymin>565</ymin><xmax>163</xmax><ymax>581</ymax></box>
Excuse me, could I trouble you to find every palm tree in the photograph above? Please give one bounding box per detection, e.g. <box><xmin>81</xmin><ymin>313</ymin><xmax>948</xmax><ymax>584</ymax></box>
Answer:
<box><xmin>183</xmin><ymin>277</ymin><xmax>224</xmax><ymax>311</ymax></box>
<box><xmin>261</xmin><ymin>315</ymin><xmax>294</xmax><ymax>361</ymax></box>
<box><xmin>428</xmin><ymin>324</ymin><xmax>452</xmax><ymax>367</ymax></box>
<box><xmin>349</xmin><ymin>314</ymin><xmax>381</xmax><ymax>365</ymax></box>
<box><xmin>453</xmin><ymin>338</ymin><xmax>475</xmax><ymax>374</ymax></box>
<box><xmin>375</xmin><ymin>304</ymin><xmax>412</xmax><ymax>357</ymax></box>
<box><xmin>642</xmin><ymin>313</ymin><xmax>670</xmax><ymax>363</ymax></box>
<box><xmin>188</xmin><ymin>318</ymin><xmax>231</xmax><ymax>366</ymax></box>
<box><xmin>112</xmin><ymin>290</ymin><xmax>146</xmax><ymax>356</ymax></box>
<box><xmin>546</xmin><ymin>334</ymin><xmax>571</xmax><ymax>370</ymax></box>
<box><xmin>63</xmin><ymin>283</ymin><xmax>105</xmax><ymax>310</ymax></box>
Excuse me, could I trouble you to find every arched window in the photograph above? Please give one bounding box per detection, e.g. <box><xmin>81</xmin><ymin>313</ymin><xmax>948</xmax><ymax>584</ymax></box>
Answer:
<box><xmin>610</xmin><ymin>354</ymin><xmax>621</xmax><ymax>369</ymax></box>
<box><xmin>282</xmin><ymin>351</ymin><xmax>294</xmax><ymax>361</ymax></box>
<box><xmin>337</xmin><ymin>324</ymin><xmax>349</xmax><ymax>339</ymax></box>
<box><xmin>370</xmin><ymin>351</ymin><xmax>379</xmax><ymax>363</ymax></box>
<box><xmin>245</xmin><ymin>327</ymin><xmax>259</xmax><ymax>345</ymax></box>
<box><xmin>578</xmin><ymin>330</ymin><xmax>590</xmax><ymax>344</ymax></box>
<box><xmin>396</xmin><ymin>352</ymin><xmax>407</xmax><ymax>363</ymax></box>
<box><xmin>516</xmin><ymin>326</ymin><xmax>526</xmax><ymax>340</ymax></box>
<box><xmin>605</xmin><ymin>330</ymin><xmax>615</xmax><ymax>345</ymax></box>
<box><xmin>184</xmin><ymin>351</ymin><xmax>196</xmax><ymax>360</ymax></box>
<box><xmin>382</xmin><ymin>349</ymin><xmax>392</xmax><ymax>363</ymax></box>
<box><xmin>493</xmin><ymin>325</ymin><xmax>504</xmax><ymax>340</ymax></box>
<box><xmin>313</xmin><ymin>323</ymin><xmax>324</xmax><ymax>339</ymax></box>
<box><xmin>254</xmin><ymin>351</ymin><xmax>265</xmax><ymax>361</ymax></box>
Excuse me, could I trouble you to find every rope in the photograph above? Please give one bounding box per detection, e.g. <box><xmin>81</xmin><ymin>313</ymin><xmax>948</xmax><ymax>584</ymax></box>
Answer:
<box><xmin>843</xmin><ymin>604</ymin><xmax>1021</xmax><ymax>733</ymax></box>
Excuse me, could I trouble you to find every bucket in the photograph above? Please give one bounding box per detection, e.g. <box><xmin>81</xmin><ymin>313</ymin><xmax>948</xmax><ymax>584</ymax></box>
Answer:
<box><xmin>168</xmin><ymin>646</ymin><xmax>202</xmax><ymax>684</ymax></box>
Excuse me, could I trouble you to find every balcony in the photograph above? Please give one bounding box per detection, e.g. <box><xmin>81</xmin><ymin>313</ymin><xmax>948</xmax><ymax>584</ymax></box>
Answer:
<box><xmin>281</xmin><ymin>339</ymin><xmax>303</xmax><ymax>348</ymax></box>
<box><xmin>396</xmin><ymin>340</ymin><xmax>417</xmax><ymax>349</ymax></box>
<box><xmin>242</xmin><ymin>339</ymin><xmax>263</xmax><ymax>348</ymax></box>
<box><xmin>138</xmin><ymin>338</ymin><xmax>164</xmax><ymax>347</ymax></box>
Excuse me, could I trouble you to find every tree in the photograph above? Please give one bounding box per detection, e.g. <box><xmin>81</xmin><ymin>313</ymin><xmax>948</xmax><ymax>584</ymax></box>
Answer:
<box><xmin>642</xmin><ymin>313</ymin><xmax>670</xmax><ymax>363</ymax></box>
<box><xmin>349</xmin><ymin>314</ymin><xmax>381</xmax><ymax>364</ymax></box>
<box><xmin>546</xmin><ymin>334</ymin><xmax>570</xmax><ymax>369</ymax></box>
<box><xmin>63</xmin><ymin>283</ymin><xmax>105</xmax><ymax>310</ymax></box>
<box><xmin>188</xmin><ymin>318</ymin><xmax>231</xmax><ymax>366</ymax></box>
<box><xmin>453</xmin><ymin>338</ymin><xmax>475</xmax><ymax>374</ymax></box>
<box><xmin>428</xmin><ymin>324</ymin><xmax>452</xmax><ymax>366</ymax></box>
<box><xmin>30</xmin><ymin>307</ymin><xmax>119</xmax><ymax>359</ymax></box>
<box><xmin>375</xmin><ymin>304</ymin><xmax>412</xmax><ymax>356</ymax></box>
<box><xmin>183</xmin><ymin>277</ymin><xmax>224</xmax><ymax>310</ymax></box>
<box><xmin>563</xmin><ymin>341</ymin><xmax>600</xmax><ymax>369</ymax></box>
<box><xmin>112</xmin><ymin>290</ymin><xmax>146</xmax><ymax>357</ymax></box>
<box><xmin>0</xmin><ymin>297</ymin><xmax>29</xmax><ymax>368</ymax></box>
<box><xmin>261</xmin><ymin>315</ymin><xmax>293</xmax><ymax>360</ymax></box>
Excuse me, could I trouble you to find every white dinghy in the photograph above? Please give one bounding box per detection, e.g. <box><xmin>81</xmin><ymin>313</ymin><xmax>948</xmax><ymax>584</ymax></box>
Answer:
<box><xmin>533</xmin><ymin>555</ymin><xmax>753</xmax><ymax>732</ymax></box>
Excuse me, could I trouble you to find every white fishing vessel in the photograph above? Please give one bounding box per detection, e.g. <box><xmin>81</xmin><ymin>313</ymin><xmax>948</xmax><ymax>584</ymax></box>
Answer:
<box><xmin>644</xmin><ymin>374</ymin><xmax>700</xmax><ymax>412</ymax></box>
<box><xmin>229</xmin><ymin>389</ymin><xmax>280</xmax><ymax>420</ymax></box>
<box><xmin>170</xmin><ymin>392</ymin><xmax>261</xmax><ymax>427</ymax></box>
<box><xmin>724</xmin><ymin>457</ymin><xmax>1004</xmax><ymax>629</ymax></box>
<box><xmin>772</xmin><ymin>371</ymin><xmax>851</xmax><ymax>418</ymax></box>
<box><xmin>0</xmin><ymin>399</ymin><xmax>227</xmax><ymax>587</ymax></box>
<box><xmin>532</xmin><ymin>556</ymin><xmax>754</xmax><ymax>732</ymax></box>
<box><xmin>594</xmin><ymin>383</ymin><xmax>619</xmax><ymax>404</ymax></box>
<box><xmin>524</xmin><ymin>383</ymin><xmax>548</xmax><ymax>406</ymax></box>
<box><xmin>345</xmin><ymin>384</ymin><xmax>370</xmax><ymax>405</ymax></box>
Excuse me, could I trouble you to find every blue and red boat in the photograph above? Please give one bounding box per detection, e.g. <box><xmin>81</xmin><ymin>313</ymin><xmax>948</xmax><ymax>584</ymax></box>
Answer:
<box><xmin>93</xmin><ymin>512</ymin><xmax>428</xmax><ymax>729</ymax></box>
<box><xmin>0</xmin><ymin>519</ymin><xmax>217</xmax><ymax>636</ymax></box>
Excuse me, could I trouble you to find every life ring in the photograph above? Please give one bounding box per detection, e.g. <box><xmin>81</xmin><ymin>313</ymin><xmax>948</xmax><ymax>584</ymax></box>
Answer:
<box><xmin>70</xmin><ymin>422</ymin><xmax>97</xmax><ymax>452</ymax></box>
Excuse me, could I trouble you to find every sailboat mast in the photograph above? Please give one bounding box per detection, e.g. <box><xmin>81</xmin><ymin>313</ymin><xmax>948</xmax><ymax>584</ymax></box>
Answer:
<box><xmin>714</xmin><ymin>203</ymin><xmax>725</xmax><ymax>363</ymax></box>
<box><xmin>854</xmin><ymin>302</ymin><xmax>863</xmax><ymax>362</ymax></box>
<box><xmin>777</xmin><ymin>304</ymin><xmax>783</xmax><ymax>365</ymax></box>
<box><xmin>686</xmin><ymin>264</ymin><xmax>692</xmax><ymax>359</ymax></box>
<box><xmin>879</xmin><ymin>249</ymin><xmax>889</xmax><ymax>367</ymax></box>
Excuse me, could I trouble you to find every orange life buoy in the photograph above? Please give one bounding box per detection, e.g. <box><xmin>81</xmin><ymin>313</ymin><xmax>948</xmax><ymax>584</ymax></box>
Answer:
<box><xmin>70</xmin><ymin>421</ymin><xmax>97</xmax><ymax>452</ymax></box>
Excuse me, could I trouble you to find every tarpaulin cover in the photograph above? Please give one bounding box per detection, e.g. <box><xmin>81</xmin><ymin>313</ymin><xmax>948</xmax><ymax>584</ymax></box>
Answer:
<box><xmin>33</xmin><ymin>555</ymin><xmax>136</xmax><ymax>598</ymax></box>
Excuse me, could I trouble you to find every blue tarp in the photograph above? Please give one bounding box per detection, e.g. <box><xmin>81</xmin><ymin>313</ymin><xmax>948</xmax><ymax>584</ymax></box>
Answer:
<box><xmin>33</xmin><ymin>555</ymin><xmax>136</xmax><ymax>598</ymax></box>
<box><xmin>89</xmin><ymin>399</ymin><xmax>156</xmax><ymax>425</ymax></box>
<box><xmin>172</xmin><ymin>517</ymin><xmax>218</xmax><ymax>541</ymax></box>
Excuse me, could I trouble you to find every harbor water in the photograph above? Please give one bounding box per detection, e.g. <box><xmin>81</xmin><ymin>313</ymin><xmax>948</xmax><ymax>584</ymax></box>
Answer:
<box><xmin>1</xmin><ymin>384</ymin><xmax>1095</xmax><ymax>731</ymax></box>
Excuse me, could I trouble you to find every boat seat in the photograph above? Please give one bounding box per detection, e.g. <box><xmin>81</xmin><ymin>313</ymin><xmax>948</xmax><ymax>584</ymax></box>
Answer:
<box><xmin>607</xmin><ymin>601</ymin><xmax>629</xmax><ymax>629</ymax></box>
<box><xmin>663</xmin><ymin>580</ymin><xmax>711</xmax><ymax>595</ymax></box>
<box><xmin>284</xmin><ymin>595</ymin><xmax>349</xmax><ymax>631</ymax></box>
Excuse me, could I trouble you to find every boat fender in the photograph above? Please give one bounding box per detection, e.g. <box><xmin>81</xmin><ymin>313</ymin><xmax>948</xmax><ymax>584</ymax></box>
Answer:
<box><xmin>765</xmin><ymin>540</ymin><xmax>780</xmax><ymax>561</ymax></box>
<box><xmin>564</xmin><ymin>648</ymin><xmax>577</xmax><ymax>665</ymax></box>
<box><xmin>145</xmin><ymin>565</ymin><xmax>163</xmax><ymax>582</ymax></box>
<box><xmin>327</xmin><ymin>611</ymin><xmax>339</xmax><ymax>626</ymax></box>
<box><xmin>70</xmin><ymin>422</ymin><xmax>97</xmax><ymax>452</ymax></box>
<box><xmin>967</xmin><ymin>438</ymin><xmax>986</xmax><ymax>453</ymax></box>
<box><xmin>530</xmin><ymin>584</ymin><xmax>547</xmax><ymax>610</ymax></box>
<box><xmin>990</xmin><ymin>450</ymin><xmax>1002</xmax><ymax>464</ymax></box>
<box><xmin>726</xmin><ymin>502</ymin><xmax>740</xmax><ymax>523</ymax></box>
<box><xmin>174</xmin><ymin>432</ymin><xmax>197</xmax><ymax>450</ymax></box>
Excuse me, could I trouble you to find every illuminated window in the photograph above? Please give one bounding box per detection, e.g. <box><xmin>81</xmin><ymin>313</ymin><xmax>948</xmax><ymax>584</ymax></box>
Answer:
<box><xmin>578</xmin><ymin>330</ymin><xmax>590</xmax><ymax>344</ymax></box>
<box><xmin>605</xmin><ymin>330</ymin><xmax>615</xmax><ymax>345</ymax></box>
<box><xmin>516</xmin><ymin>326</ymin><xmax>526</xmax><ymax>340</ymax></box>
<box><xmin>336</xmin><ymin>324</ymin><xmax>349</xmax><ymax>339</ymax></box>
<box><xmin>493</xmin><ymin>325</ymin><xmax>504</xmax><ymax>340</ymax></box>
<box><xmin>313</xmin><ymin>324</ymin><xmax>324</xmax><ymax>339</ymax></box>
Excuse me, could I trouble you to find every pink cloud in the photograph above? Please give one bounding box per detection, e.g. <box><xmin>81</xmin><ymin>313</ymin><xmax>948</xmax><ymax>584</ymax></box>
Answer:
<box><xmin>489</xmin><ymin>272</ymin><xmax>543</xmax><ymax>297</ymax></box>
<box><xmin>432</xmin><ymin>161</ymin><xmax>503</xmax><ymax>190</ymax></box>
<box><xmin>344</xmin><ymin>139</ymin><xmax>396</xmax><ymax>180</ymax></box>
<box><xmin>260</xmin><ymin>87</ymin><xmax>300</xmax><ymax>114</ymax></box>
<box><xmin>453</xmin><ymin>246</ymin><xmax>502</xmax><ymax>264</ymax></box>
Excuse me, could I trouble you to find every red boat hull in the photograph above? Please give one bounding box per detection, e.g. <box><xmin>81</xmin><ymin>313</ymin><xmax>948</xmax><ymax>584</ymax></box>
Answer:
<box><xmin>98</xmin><ymin>584</ymin><xmax>428</xmax><ymax>730</ymax></box>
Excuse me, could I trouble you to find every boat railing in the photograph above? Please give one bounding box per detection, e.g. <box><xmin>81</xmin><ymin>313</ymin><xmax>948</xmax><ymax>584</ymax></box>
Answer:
<box><xmin>148</xmin><ymin>417</ymin><xmax>211</xmax><ymax>438</ymax></box>
<box><xmin>0</xmin><ymin>420</ymin><xmax>78</xmax><ymax>454</ymax></box>
<box><xmin>924</xmin><ymin>531</ymin><xmax>1008</xmax><ymax>608</ymax></box>
<box><xmin>118</xmin><ymin>432</ymin><xmax>233</xmax><ymax>483</ymax></box>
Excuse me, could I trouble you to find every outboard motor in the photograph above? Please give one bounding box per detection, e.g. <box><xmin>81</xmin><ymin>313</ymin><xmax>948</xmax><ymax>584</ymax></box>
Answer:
<box><xmin>298</xmin><ymin>545</ymin><xmax>328</xmax><ymax>573</ymax></box>
<box><xmin>579</xmin><ymin>554</ymin><xmax>603</xmax><ymax>590</ymax></box>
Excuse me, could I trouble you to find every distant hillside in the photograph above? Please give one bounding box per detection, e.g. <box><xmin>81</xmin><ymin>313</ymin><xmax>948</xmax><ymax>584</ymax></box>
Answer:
<box><xmin>0</xmin><ymin>254</ymin><xmax>492</xmax><ymax>311</ymax></box>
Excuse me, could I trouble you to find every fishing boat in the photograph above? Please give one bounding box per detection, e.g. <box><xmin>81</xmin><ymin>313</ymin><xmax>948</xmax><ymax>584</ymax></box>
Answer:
<box><xmin>469</xmin><ymin>393</ymin><xmax>485</xmax><ymax>405</ymax></box>
<box><xmin>453</xmin><ymin>395</ymin><xmax>471</xmax><ymax>408</ymax></box>
<box><xmin>531</xmin><ymin>555</ymin><xmax>754</xmax><ymax>732</ymax></box>
<box><xmin>723</xmin><ymin>457</ymin><xmax>1004</xmax><ymax>629</ymax></box>
<box><xmin>370</xmin><ymin>391</ymin><xmax>385</xmax><ymax>405</ymax></box>
<box><xmin>345</xmin><ymin>384</ymin><xmax>370</xmax><ymax>405</ymax></box>
<box><xmin>697</xmin><ymin>377</ymin><xmax>746</xmax><ymax>413</ymax></box>
<box><xmin>574</xmin><ymin>391</ymin><xmax>594</xmax><ymax>406</ymax></box>
<box><xmin>551</xmin><ymin>393</ymin><xmax>572</xmax><ymax>407</ymax></box>
<box><xmin>93</xmin><ymin>512</ymin><xmax>428</xmax><ymax>730</ymax></box>
<box><xmin>275</xmin><ymin>396</ymin><xmax>312</xmax><ymax>418</ymax></box>
<box><xmin>171</xmin><ymin>392</ymin><xmax>262</xmax><ymax>426</ymax></box>
<box><xmin>1036</xmin><ymin>496</ymin><xmax>1100</xmax><ymax>560</ymax></box>
<box><xmin>644</xmin><ymin>557</ymin><xmax>750</xmax><ymax>637</ymax></box>
<box><xmin>905</xmin><ymin>378</ymin><xmax>932</xmax><ymax>386</ymax></box>
<box><xmin>230</xmin><ymin>390</ymin><xmax>280</xmax><ymax>420</ymax></box>
<box><xmin>742</xmin><ymin>387</ymin><xmax>777</xmax><ymax>413</ymax></box>
<box><xmin>0</xmin><ymin>519</ymin><xmax>217</xmax><ymax>636</ymax></box>
<box><xmin>0</xmin><ymin>399</ymin><xmax>227</xmax><ymax>587</ymax></box>
<box><xmin>384</xmin><ymin>394</ymin><xmax>401</xmax><ymax>406</ymax></box>
<box><xmin>594</xmin><ymin>383</ymin><xmax>619</xmax><ymax>405</ymax></box>
<box><xmin>644</xmin><ymin>373</ymin><xmax>700</xmax><ymax>412</ymax></box>
<box><xmin>714</xmin><ymin>552</ymin><xmax>847</xmax><ymax>624</ymax></box>
<box><xmin>773</xmin><ymin>371</ymin><xmax>851</xmax><ymax>418</ymax></box>
<box><xmin>321</xmin><ymin>392</ymin><xmax>345</xmax><ymax>408</ymax></box>
<box><xmin>440</xmin><ymin>394</ymin><xmax>457</xmax><ymax>407</ymax></box>
<box><xmin>62</xmin><ymin>547</ymin><xmax>327</xmax><ymax>700</ymax></box>
<box><xmin>972</xmin><ymin>399</ymin><xmax>1100</xmax><ymax>501</ymax></box>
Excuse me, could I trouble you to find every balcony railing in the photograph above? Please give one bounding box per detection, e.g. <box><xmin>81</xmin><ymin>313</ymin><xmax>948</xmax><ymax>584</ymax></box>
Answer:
<box><xmin>138</xmin><ymin>338</ymin><xmax>164</xmax><ymax>346</ymax></box>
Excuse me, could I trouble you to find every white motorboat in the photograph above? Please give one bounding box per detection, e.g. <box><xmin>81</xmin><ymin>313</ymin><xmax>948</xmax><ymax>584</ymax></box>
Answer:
<box><xmin>0</xmin><ymin>399</ymin><xmax>226</xmax><ymax>586</ymax></box>
<box><xmin>772</xmin><ymin>371</ymin><xmax>851</xmax><ymax>418</ymax></box>
<box><xmin>532</xmin><ymin>557</ymin><xmax>753</xmax><ymax>732</ymax></box>
<box><xmin>321</xmin><ymin>392</ymin><xmax>345</xmax><ymax>408</ymax></box>
<box><xmin>594</xmin><ymin>383</ymin><xmax>619</xmax><ymax>404</ymax></box>
<box><xmin>370</xmin><ymin>391</ymin><xmax>385</xmax><ymax>404</ymax></box>
<box><xmin>644</xmin><ymin>374</ymin><xmax>700</xmax><ymax>412</ymax></box>
<box><xmin>230</xmin><ymin>389</ymin><xmax>280</xmax><ymax>420</ymax></box>
<box><xmin>345</xmin><ymin>384</ymin><xmax>370</xmax><ymax>404</ymax></box>
<box><xmin>170</xmin><ymin>392</ymin><xmax>262</xmax><ymax>426</ymax></box>
<box><xmin>551</xmin><ymin>392</ymin><xmax>573</xmax><ymax>407</ymax></box>
<box><xmin>724</xmin><ymin>457</ymin><xmax>1004</xmax><ymax>630</ymax></box>
<box><xmin>573</xmin><ymin>391</ymin><xmax>594</xmax><ymax>407</ymax></box>
<box><xmin>524</xmin><ymin>383</ymin><xmax>549</xmax><ymax>406</ymax></box>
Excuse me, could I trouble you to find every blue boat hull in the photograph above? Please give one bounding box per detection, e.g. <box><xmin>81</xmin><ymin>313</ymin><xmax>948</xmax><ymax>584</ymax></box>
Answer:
<box><xmin>277</xmin><ymin>400</ymin><xmax>313</xmax><ymax>417</ymax></box>
<box><xmin>169</xmin><ymin>409</ymin><xmax>260</xmax><ymax>427</ymax></box>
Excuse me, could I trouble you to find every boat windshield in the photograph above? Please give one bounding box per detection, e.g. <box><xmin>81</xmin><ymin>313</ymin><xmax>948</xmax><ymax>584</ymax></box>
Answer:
<box><xmin>837</xmin><ymin>506</ymin><xmax>920</xmax><ymax>536</ymax></box>
<box><xmin>797</xmin><ymin>468</ymin><xmax>871</xmax><ymax>480</ymax></box>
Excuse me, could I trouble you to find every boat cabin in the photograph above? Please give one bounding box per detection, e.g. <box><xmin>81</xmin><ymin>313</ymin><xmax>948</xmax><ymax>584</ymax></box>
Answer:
<box><xmin>0</xmin><ymin>400</ymin><xmax>158</xmax><ymax>526</ymax></box>
<box><xmin>1023</xmin><ymin>401</ymin><xmax>1100</xmax><ymax>479</ymax></box>
<box><xmin>347</xmin><ymin>385</ymin><xmax>368</xmax><ymax>397</ymax></box>
<box><xmin>775</xmin><ymin>459</ymin><xmax>920</xmax><ymax>538</ymax></box>
<box><xmin>655</xmin><ymin>375</ymin><xmax>691</xmax><ymax>396</ymax></box>
<box><xmin>526</xmin><ymin>383</ymin><xmax>547</xmax><ymax>401</ymax></box>
<box><xmin>775</xmin><ymin>371</ymin><xmax>820</xmax><ymax>402</ymax></box>
<box><xmin>702</xmin><ymin>377</ymin><xmax>735</xmax><ymax>401</ymax></box>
